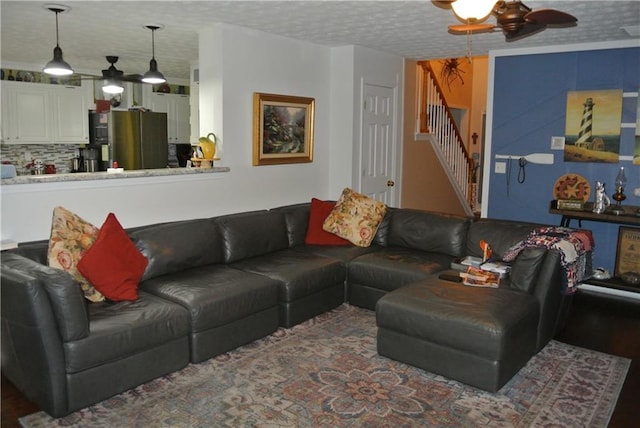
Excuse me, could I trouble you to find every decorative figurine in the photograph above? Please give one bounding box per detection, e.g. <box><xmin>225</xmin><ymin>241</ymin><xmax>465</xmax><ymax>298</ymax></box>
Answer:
<box><xmin>592</xmin><ymin>181</ymin><xmax>611</xmax><ymax>214</ymax></box>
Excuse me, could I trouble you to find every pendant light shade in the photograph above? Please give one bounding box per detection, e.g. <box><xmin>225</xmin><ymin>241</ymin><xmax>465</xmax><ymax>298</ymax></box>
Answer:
<box><xmin>43</xmin><ymin>5</ymin><xmax>74</xmax><ymax>76</ymax></box>
<box><xmin>142</xmin><ymin>25</ymin><xmax>166</xmax><ymax>84</ymax></box>
<box><xmin>451</xmin><ymin>0</ymin><xmax>495</xmax><ymax>22</ymax></box>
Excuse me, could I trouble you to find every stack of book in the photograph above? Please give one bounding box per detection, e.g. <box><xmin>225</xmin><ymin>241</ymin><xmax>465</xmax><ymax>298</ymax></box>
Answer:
<box><xmin>459</xmin><ymin>266</ymin><xmax>501</xmax><ymax>288</ymax></box>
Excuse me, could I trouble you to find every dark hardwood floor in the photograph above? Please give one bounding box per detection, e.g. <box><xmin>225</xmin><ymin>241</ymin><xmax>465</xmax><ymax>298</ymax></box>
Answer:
<box><xmin>2</xmin><ymin>290</ymin><xmax>639</xmax><ymax>427</ymax></box>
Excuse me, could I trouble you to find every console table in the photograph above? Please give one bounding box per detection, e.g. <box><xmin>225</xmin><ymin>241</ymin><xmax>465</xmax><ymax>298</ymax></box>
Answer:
<box><xmin>549</xmin><ymin>200</ymin><xmax>640</xmax><ymax>300</ymax></box>
<box><xmin>549</xmin><ymin>200</ymin><xmax>640</xmax><ymax>228</ymax></box>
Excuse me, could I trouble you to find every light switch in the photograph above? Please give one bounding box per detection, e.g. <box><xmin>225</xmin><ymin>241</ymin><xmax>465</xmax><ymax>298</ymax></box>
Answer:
<box><xmin>495</xmin><ymin>162</ymin><xmax>506</xmax><ymax>174</ymax></box>
<box><xmin>550</xmin><ymin>136</ymin><xmax>565</xmax><ymax>150</ymax></box>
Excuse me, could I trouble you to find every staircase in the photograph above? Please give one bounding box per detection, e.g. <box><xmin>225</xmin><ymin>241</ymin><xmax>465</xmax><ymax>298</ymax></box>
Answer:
<box><xmin>417</xmin><ymin>61</ymin><xmax>476</xmax><ymax>216</ymax></box>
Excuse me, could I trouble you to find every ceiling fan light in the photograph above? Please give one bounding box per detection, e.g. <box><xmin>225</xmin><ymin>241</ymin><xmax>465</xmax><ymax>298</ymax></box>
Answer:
<box><xmin>102</xmin><ymin>79</ymin><xmax>124</xmax><ymax>94</ymax></box>
<box><xmin>451</xmin><ymin>0</ymin><xmax>495</xmax><ymax>22</ymax></box>
<box><xmin>43</xmin><ymin>46</ymin><xmax>74</xmax><ymax>76</ymax></box>
<box><xmin>142</xmin><ymin>58</ymin><xmax>166</xmax><ymax>84</ymax></box>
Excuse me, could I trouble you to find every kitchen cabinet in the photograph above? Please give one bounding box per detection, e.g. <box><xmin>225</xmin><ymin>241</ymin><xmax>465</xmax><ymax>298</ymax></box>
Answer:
<box><xmin>1</xmin><ymin>83</ymin><xmax>52</xmax><ymax>143</ymax></box>
<box><xmin>147</xmin><ymin>92</ymin><xmax>190</xmax><ymax>144</ymax></box>
<box><xmin>1</xmin><ymin>81</ymin><xmax>90</xmax><ymax>144</ymax></box>
<box><xmin>51</xmin><ymin>85</ymin><xmax>90</xmax><ymax>143</ymax></box>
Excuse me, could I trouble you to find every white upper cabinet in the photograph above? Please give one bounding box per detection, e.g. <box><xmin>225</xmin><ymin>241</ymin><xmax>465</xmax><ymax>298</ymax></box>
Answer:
<box><xmin>2</xmin><ymin>83</ymin><xmax>52</xmax><ymax>143</ymax></box>
<box><xmin>1</xmin><ymin>81</ymin><xmax>91</xmax><ymax>144</ymax></box>
<box><xmin>146</xmin><ymin>92</ymin><xmax>191</xmax><ymax>144</ymax></box>
<box><xmin>51</xmin><ymin>86</ymin><xmax>89</xmax><ymax>143</ymax></box>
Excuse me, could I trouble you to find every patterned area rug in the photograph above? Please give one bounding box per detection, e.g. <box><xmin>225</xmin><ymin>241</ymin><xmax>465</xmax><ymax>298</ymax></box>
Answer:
<box><xmin>20</xmin><ymin>304</ymin><xmax>629</xmax><ymax>427</ymax></box>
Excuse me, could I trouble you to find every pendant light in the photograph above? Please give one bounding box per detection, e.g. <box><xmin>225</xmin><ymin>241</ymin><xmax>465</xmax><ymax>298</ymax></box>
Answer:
<box><xmin>43</xmin><ymin>4</ymin><xmax>74</xmax><ymax>76</ymax></box>
<box><xmin>142</xmin><ymin>25</ymin><xmax>166</xmax><ymax>84</ymax></box>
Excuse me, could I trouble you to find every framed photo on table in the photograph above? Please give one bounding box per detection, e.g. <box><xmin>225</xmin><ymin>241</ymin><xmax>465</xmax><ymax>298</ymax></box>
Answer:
<box><xmin>615</xmin><ymin>226</ymin><xmax>640</xmax><ymax>276</ymax></box>
<box><xmin>253</xmin><ymin>92</ymin><xmax>315</xmax><ymax>166</ymax></box>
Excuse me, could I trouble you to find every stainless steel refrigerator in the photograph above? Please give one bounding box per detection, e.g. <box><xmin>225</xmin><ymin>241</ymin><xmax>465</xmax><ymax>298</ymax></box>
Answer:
<box><xmin>107</xmin><ymin>111</ymin><xmax>168</xmax><ymax>170</ymax></box>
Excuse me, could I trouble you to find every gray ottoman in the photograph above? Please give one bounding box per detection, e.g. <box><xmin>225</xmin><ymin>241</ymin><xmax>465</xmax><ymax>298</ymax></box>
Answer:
<box><xmin>376</xmin><ymin>278</ymin><xmax>540</xmax><ymax>392</ymax></box>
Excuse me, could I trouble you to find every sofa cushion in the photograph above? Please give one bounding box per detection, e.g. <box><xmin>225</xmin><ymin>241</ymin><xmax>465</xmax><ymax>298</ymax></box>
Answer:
<box><xmin>466</xmin><ymin>219</ymin><xmax>539</xmax><ymax>259</ymax></box>
<box><xmin>47</xmin><ymin>206</ymin><xmax>104</xmax><ymax>302</ymax></box>
<box><xmin>305</xmin><ymin>198</ymin><xmax>351</xmax><ymax>246</ymax></box>
<box><xmin>129</xmin><ymin>218</ymin><xmax>222</xmax><ymax>281</ymax></box>
<box><xmin>63</xmin><ymin>291</ymin><xmax>189</xmax><ymax>374</ymax></box>
<box><xmin>217</xmin><ymin>211</ymin><xmax>289</xmax><ymax>263</ymax></box>
<box><xmin>322</xmin><ymin>188</ymin><xmax>387</xmax><ymax>247</ymax></box>
<box><xmin>348</xmin><ymin>247</ymin><xmax>452</xmax><ymax>291</ymax></box>
<box><xmin>141</xmin><ymin>265</ymin><xmax>279</xmax><ymax>332</ymax></box>
<box><xmin>1</xmin><ymin>253</ymin><xmax>89</xmax><ymax>342</ymax></box>
<box><xmin>271</xmin><ymin>203</ymin><xmax>310</xmax><ymax>248</ymax></box>
<box><xmin>78</xmin><ymin>213</ymin><xmax>148</xmax><ymax>302</ymax></box>
<box><xmin>387</xmin><ymin>209</ymin><xmax>470</xmax><ymax>258</ymax></box>
<box><xmin>230</xmin><ymin>248</ymin><xmax>346</xmax><ymax>303</ymax></box>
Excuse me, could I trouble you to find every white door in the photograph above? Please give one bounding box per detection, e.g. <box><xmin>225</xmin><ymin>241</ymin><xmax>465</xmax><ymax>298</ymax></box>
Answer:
<box><xmin>361</xmin><ymin>84</ymin><xmax>396</xmax><ymax>205</ymax></box>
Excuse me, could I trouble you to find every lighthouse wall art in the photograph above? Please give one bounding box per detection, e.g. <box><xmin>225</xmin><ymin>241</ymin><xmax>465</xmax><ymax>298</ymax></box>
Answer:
<box><xmin>564</xmin><ymin>89</ymin><xmax>623</xmax><ymax>163</ymax></box>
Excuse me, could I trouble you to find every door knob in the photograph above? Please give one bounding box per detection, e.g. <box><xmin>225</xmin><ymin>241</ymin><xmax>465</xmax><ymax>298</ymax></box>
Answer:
<box><xmin>387</xmin><ymin>180</ymin><xmax>395</xmax><ymax>187</ymax></box>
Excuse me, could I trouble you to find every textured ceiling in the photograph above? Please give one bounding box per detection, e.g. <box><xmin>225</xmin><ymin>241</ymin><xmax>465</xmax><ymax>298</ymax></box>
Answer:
<box><xmin>1</xmin><ymin>1</ymin><xmax>639</xmax><ymax>81</ymax></box>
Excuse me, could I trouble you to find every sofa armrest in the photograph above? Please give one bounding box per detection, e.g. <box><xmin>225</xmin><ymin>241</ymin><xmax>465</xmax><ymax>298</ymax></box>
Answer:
<box><xmin>1</xmin><ymin>253</ymin><xmax>89</xmax><ymax>341</ymax></box>
<box><xmin>1</xmin><ymin>264</ymin><xmax>70</xmax><ymax>417</ymax></box>
<box><xmin>507</xmin><ymin>248</ymin><xmax>569</xmax><ymax>350</ymax></box>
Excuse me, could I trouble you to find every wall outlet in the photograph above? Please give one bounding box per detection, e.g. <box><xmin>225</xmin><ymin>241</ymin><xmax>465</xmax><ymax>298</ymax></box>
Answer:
<box><xmin>495</xmin><ymin>162</ymin><xmax>506</xmax><ymax>174</ymax></box>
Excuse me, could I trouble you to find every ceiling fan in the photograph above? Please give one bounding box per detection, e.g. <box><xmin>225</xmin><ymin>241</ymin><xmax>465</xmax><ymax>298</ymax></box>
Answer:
<box><xmin>440</xmin><ymin>1</ymin><xmax>578</xmax><ymax>41</ymax></box>
<box><xmin>84</xmin><ymin>56</ymin><xmax>143</xmax><ymax>83</ymax></box>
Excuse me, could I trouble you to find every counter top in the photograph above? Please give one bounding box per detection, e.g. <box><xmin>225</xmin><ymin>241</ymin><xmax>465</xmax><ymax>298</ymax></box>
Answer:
<box><xmin>1</xmin><ymin>166</ymin><xmax>230</xmax><ymax>185</ymax></box>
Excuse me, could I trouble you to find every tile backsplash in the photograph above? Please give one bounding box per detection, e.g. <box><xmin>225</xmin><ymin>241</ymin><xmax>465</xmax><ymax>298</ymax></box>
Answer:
<box><xmin>1</xmin><ymin>143</ymin><xmax>189</xmax><ymax>174</ymax></box>
<box><xmin>1</xmin><ymin>144</ymin><xmax>80</xmax><ymax>174</ymax></box>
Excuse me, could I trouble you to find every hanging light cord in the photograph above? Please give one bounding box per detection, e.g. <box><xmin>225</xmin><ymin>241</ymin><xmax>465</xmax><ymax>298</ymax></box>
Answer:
<box><xmin>150</xmin><ymin>28</ymin><xmax>156</xmax><ymax>59</ymax></box>
<box><xmin>54</xmin><ymin>10</ymin><xmax>61</xmax><ymax>47</ymax></box>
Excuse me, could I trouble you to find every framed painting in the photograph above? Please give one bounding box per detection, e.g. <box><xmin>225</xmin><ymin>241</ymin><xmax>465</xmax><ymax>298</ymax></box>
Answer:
<box><xmin>563</xmin><ymin>89</ymin><xmax>623</xmax><ymax>163</ymax></box>
<box><xmin>615</xmin><ymin>226</ymin><xmax>640</xmax><ymax>277</ymax></box>
<box><xmin>253</xmin><ymin>92</ymin><xmax>315</xmax><ymax>166</ymax></box>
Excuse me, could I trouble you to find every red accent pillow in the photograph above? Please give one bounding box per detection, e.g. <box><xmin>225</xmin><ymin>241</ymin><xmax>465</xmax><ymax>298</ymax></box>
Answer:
<box><xmin>78</xmin><ymin>213</ymin><xmax>148</xmax><ymax>301</ymax></box>
<box><xmin>304</xmin><ymin>198</ymin><xmax>351</xmax><ymax>246</ymax></box>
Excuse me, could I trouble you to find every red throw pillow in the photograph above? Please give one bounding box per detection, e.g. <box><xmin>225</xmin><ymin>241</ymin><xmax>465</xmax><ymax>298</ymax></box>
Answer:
<box><xmin>305</xmin><ymin>198</ymin><xmax>351</xmax><ymax>246</ymax></box>
<box><xmin>78</xmin><ymin>213</ymin><xmax>148</xmax><ymax>301</ymax></box>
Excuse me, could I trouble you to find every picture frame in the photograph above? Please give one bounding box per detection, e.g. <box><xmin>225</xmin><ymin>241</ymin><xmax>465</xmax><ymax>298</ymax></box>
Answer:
<box><xmin>253</xmin><ymin>92</ymin><xmax>315</xmax><ymax>166</ymax></box>
<box><xmin>614</xmin><ymin>226</ymin><xmax>640</xmax><ymax>277</ymax></box>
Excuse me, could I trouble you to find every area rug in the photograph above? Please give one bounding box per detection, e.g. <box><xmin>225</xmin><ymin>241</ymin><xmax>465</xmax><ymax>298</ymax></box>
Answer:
<box><xmin>20</xmin><ymin>304</ymin><xmax>629</xmax><ymax>428</ymax></box>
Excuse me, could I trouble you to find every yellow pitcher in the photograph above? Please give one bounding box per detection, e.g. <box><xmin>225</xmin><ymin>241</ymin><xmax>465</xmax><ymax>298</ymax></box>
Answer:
<box><xmin>198</xmin><ymin>133</ymin><xmax>217</xmax><ymax>160</ymax></box>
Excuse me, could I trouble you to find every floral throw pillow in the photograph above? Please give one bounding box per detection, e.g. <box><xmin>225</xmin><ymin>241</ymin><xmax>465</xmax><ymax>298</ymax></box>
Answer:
<box><xmin>322</xmin><ymin>188</ymin><xmax>387</xmax><ymax>247</ymax></box>
<box><xmin>47</xmin><ymin>206</ymin><xmax>105</xmax><ymax>302</ymax></box>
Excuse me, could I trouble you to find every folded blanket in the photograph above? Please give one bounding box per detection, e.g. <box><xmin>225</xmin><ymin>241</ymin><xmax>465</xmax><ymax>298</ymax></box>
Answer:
<box><xmin>503</xmin><ymin>227</ymin><xmax>594</xmax><ymax>294</ymax></box>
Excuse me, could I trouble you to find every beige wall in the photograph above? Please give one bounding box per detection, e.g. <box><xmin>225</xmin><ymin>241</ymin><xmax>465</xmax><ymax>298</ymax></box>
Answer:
<box><xmin>400</xmin><ymin>60</ymin><xmax>467</xmax><ymax>216</ymax></box>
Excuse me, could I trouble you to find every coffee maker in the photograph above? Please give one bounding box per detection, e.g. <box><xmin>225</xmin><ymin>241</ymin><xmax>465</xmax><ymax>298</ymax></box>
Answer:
<box><xmin>79</xmin><ymin>146</ymin><xmax>101</xmax><ymax>172</ymax></box>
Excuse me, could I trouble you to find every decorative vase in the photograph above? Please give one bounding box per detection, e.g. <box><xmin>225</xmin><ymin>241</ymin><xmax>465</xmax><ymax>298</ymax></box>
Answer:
<box><xmin>198</xmin><ymin>133</ymin><xmax>217</xmax><ymax>160</ymax></box>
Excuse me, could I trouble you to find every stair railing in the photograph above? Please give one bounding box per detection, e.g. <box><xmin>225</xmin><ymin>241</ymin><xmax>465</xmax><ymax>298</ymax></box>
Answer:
<box><xmin>417</xmin><ymin>61</ymin><xmax>475</xmax><ymax>213</ymax></box>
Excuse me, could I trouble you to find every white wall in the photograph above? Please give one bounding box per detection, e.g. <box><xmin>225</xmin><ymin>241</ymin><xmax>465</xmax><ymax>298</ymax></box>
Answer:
<box><xmin>1</xmin><ymin>24</ymin><xmax>404</xmax><ymax>243</ymax></box>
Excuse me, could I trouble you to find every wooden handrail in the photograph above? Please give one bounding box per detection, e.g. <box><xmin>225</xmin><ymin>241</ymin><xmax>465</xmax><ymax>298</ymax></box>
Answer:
<box><xmin>417</xmin><ymin>60</ymin><xmax>476</xmax><ymax>208</ymax></box>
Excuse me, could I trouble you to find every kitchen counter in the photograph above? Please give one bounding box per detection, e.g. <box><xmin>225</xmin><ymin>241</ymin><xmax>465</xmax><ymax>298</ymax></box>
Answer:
<box><xmin>1</xmin><ymin>166</ymin><xmax>230</xmax><ymax>185</ymax></box>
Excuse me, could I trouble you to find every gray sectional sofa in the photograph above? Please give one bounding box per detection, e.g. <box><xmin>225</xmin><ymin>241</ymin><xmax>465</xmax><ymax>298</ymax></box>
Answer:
<box><xmin>1</xmin><ymin>202</ymin><xmax>584</xmax><ymax>417</ymax></box>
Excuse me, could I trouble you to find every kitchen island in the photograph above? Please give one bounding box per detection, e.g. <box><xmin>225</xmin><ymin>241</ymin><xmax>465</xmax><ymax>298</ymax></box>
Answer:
<box><xmin>1</xmin><ymin>166</ymin><xmax>233</xmax><ymax>245</ymax></box>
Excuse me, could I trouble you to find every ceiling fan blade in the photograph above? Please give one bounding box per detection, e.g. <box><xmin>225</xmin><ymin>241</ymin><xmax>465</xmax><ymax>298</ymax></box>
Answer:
<box><xmin>525</xmin><ymin>9</ymin><xmax>577</xmax><ymax>25</ymax></box>
<box><xmin>449</xmin><ymin>23</ymin><xmax>496</xmax><ymax>34</ymax></box>
<box><xmin>122</xmin><ymin>74</ymin><xmax>143</xmax><ymax>83</ymax></box>
<box><xmin>504</xmin><ymin>22</ymin><xmax>546</xmax><ymax>41</ymax></box>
